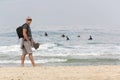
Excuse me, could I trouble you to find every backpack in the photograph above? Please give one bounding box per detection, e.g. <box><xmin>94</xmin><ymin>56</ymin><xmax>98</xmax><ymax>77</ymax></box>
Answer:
<box><xmin>16</xmin><ymin>24</ymin><xmax>28</xmax><ymax>39</ymax></box>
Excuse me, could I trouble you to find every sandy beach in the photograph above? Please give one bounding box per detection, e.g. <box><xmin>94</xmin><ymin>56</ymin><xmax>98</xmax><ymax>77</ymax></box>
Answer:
<box><xmin>0</xmin><ymin>66</ymin><xmax>120</xmax><ymax>80</ymax></box>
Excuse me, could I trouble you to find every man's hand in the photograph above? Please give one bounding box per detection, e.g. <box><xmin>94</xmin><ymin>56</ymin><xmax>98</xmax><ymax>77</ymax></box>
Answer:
<box><xmin>27</xmin><ymin>40</ymin><xmax>30</xmax><ymax>44</ymax></box>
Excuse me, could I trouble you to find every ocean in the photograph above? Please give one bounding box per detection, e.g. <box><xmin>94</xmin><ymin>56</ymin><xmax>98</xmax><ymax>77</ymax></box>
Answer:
<box><xmin>0</xmin><ymin>25</ymin><xmax>120</xmax><ymax>67</ymax></box>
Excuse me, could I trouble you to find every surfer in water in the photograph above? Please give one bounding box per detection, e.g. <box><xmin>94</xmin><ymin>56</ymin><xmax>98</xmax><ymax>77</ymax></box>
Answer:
<box><xmin>88</xmin><ymin>35</ymin><xmax>93</xmax><ymax>40</ymax></box>
<box><xmin>61</xmin><ymin>34</ymin><xmax>65</xmax><ymax>38</ymax></box>
<box><xmin>45</xmin><ymin>32</ymin><xmax>48</xmax><ymax>36</ymax></box>
<box><xmin>66</xmin><ymin>36</ymin><xmax>70</xmax><ymax>40</ymax></box>
<box><xmin>77</xmin><ymin>35</ymin><xmax>80</xmax><ymax>38</ymax></box>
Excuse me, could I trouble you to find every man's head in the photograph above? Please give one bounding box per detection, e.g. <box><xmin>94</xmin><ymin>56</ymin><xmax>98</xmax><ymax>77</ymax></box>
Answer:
<box><xmin>26</xmin><ymin>16</ymin><xmax>32</xmax><ymax>25</ymax></box>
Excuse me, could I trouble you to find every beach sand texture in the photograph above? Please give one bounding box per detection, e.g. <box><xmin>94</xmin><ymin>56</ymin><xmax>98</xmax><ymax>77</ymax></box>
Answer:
<box><xmin>0</xmin><ymin>66</ymin><xmax>120</xmax><ymax>80</ymax></box>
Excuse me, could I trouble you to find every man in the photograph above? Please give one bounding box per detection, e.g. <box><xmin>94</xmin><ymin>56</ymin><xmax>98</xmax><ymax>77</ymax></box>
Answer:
<box><xmin>21</xmin><ymin>17</ymin><xmax>37</xmax><ymax>67</ymax></box>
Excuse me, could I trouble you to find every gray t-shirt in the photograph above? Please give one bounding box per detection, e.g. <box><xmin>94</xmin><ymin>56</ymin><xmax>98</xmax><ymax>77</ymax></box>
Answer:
<box><xmin>22</xmin><ymin>23</ymin><xmax>32</xmax><ymax>38</ymax></box>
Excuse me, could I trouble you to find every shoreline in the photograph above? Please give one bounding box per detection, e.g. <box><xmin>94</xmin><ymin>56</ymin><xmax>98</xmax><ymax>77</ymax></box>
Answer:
<box><xmin>0</xmin><ymin>65</ymin><xmax>120</xmax><ymax>80</ymax></box>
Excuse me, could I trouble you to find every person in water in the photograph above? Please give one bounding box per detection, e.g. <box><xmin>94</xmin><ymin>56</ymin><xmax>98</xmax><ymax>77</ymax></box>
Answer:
<box><xmin>61</xmin><ymin>34</ymin><xmax>65</xmax><ymax>38</ymax></box>
<box><xmin>66</xmin><ymin>36</ymin><xmax>70</xmax><ymax>40</ymax></box>
<box><xmin>77</xmin><ymin>35</ymin><xmax>80</xmax><ymax>38</ymax></box>
<box><xmin>45</xmin><ymin>32</ymin><xmax>48</xmax><ymax>36</ymax></box>
<box><xmin>88</xmin><ymin>35</ymin><xmax>93</xmax><ymax>40</ymax></box>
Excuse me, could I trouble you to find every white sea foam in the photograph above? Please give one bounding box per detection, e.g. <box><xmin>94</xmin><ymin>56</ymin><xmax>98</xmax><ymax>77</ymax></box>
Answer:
<box><xmin>39</xmin><ymin>43</ymin><xmax>57</xmax><ymax>50</ymax></box>
<box><xmin>0</xmin><ymin>43</ymin><xmax>57</xmax><ymax>53</ymax></box>
<box><xmin>0</xmin><ymin>58</ymin><xmax>67</xmax><ymax>64</ymax></box>
<box><xmin>0</xmin><ymin>45</ymin><xmax>20</xmax><ymax>53</ymax></box>
<box><xmin>0</xmin><ymin>43</ymin><xmax>120</xmax><ymax>57</ymax></box>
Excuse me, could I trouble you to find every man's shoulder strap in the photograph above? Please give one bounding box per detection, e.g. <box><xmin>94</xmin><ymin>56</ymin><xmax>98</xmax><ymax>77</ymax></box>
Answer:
<box><xmin>22</xmin><ymin>23</ymin><xmax>29</xmax><ymax>30</ymax></box>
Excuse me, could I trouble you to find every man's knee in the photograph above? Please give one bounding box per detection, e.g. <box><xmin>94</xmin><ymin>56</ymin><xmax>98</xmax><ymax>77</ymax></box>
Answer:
<box><xmin>29</xmin><ymin>53</ymin><xmax>32</xmax><ymax>56</ymax></box>
<box><xmin>22</xmin><ymin>53</ymin><xmax>26</xmax><ymax>56</ymax></box>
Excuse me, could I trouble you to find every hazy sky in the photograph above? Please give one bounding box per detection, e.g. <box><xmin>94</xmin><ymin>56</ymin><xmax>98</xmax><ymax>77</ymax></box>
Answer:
<box><xmin>0</xmin><ymin>0</ymin><xmax>120</xmax><ymax>26</ymax></box>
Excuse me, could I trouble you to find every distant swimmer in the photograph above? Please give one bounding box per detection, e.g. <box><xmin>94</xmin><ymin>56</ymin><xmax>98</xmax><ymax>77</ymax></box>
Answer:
<box><xmin>61</xmin><ymin>34</ymin><xmax>65</xmax><ymax>38</ymax></box>
<box><xmin>77</xmin><ymin>35</ymin><xmax>80</xmax><ymax>37</ymax></box>
<box><xmin>88</xmin><ymin>35</ymin><xmax>93</xmax><ymax>40</ymax></box>
<box><xmin>45</xmin><ymin>32</ymin><xmax>48</xmax><ymax>36</ymax></box>
<box><xmin>66</xmin><ymin>36</ymin><xmax>70</xmax><ymax>40</ymax></box>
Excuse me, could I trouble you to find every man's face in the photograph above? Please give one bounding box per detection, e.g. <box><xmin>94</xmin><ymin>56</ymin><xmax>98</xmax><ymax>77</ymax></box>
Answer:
<box><xmin>26</xmin><ymin>19</ymin><xmax>32</xmax><ymax>24</ymax></box>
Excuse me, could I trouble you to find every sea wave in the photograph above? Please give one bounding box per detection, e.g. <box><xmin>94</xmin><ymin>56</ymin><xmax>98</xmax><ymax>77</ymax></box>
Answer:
<box><xmin>0</xmin><ymin>58</ymin><xmax>67</xmax><ymax>64</ymax></box>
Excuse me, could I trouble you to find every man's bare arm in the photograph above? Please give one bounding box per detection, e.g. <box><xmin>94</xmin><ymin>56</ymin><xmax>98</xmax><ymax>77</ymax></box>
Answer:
<box><xmin>23</xmin><ymin>29</ymin><xmax>29</xmax><ymax>42</ymax></box>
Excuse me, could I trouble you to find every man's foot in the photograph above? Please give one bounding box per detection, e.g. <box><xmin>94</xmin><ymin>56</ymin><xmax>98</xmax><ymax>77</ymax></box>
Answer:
<box><xmin>21</xmin><ymin>65</ymin><xmax>24</xmax><ymax>67</ymax></box>
<box><xmin>33</xmin><ymin>64</ymin><xmax>40</xmax><ymax>67</ymax></box>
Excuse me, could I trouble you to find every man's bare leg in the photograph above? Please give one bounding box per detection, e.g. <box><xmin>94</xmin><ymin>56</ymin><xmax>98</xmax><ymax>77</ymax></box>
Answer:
<box><xmin>29</xmin><ymin>53</ymin><xmax>36</xmax><ymax>67</ymax></box>
<box><xmin>21</xmin><ymin>53</ymin><xmax>26</xmax><ymax>67</ymax></box>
